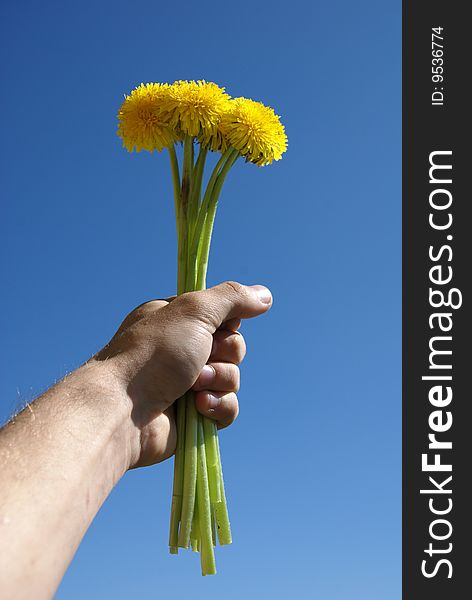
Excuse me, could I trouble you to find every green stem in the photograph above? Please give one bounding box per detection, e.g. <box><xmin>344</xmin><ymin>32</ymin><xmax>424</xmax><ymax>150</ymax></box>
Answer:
<box><xmin>196</xmin><ymin>150</ymin><xmax>239</xmax><ymax>289</ymax></box>
<box><xmin>173</xmin><ymin>137</ymin><xmax>204</xmax><ymax>554</ymax></box>
<box><xmin>203</xmin><ymin>417</ymin><xmax>221</xmax><ymax>503</ymax></box>
<box><xmin>168</xmin><ymin>145</ymin><xmax>181</xmax><ymax>222</ymax></box>
<box><xmin>180</xmin><ymin>136</ymin><xmax>193</xmax><ymax>223</ymax></box>
<box><xmin>194</xmin><ymin>151</ymin><xmax>238</xmax><ymax>553</ymax></box>
<box><xmin>211</xmin><ymin>502</ymin><xmax>216</xmax><ymax>546</ymax></box>
<box><xmin>190</xmin><ymin>491</ymin><xmax>200</xmax><ymax>553</ymax></box>
<box><xmin>181</xmin><ymin>136</ymin><xmax>197</xmax><ymax>291</ymax></box>
<box><xmin>177</xmin><ymin>235</ymin><xmax>187</xmax><ymax>295</ymax></box>
<box><xmin>197</xmin><ymin>414</ymin><xmax>217</xmax><ymax>575</ymax></box>
<box><xmin>189</xmin><ymin>149</ymin><xmax>233</xmax><ymax>264</ymax></box>
<box><xmin>189</xmin><ymin>145</ymin><xmax>208</xmax><ymax>230</ymax></box>
<box><xmin>168</xmin><ymin>143</ymin><xmax>187</xmax><ymax>553</ymax></box>
<box><xmin>169</xmin><ymin>145</ymin><xmax>186</xmax><ymax>293</ymax></box>
<box><xmin>168</xmin><ymin>393</ymin><xmax>187</xmax><ymax>552</ymax></box>
<box><xmin>176</xmin><ymin>207</ymin><xmax>188</xmax><ymax>296</ymax></box>
<box><xmin>185</xmin><ymin>146</ymin><xmax>208</xmax><ymax>292</ymax></box>
<box><xmin>169</xmin><ymin>142</ymin><xmax>238</xmax><ymax>572</ymax></box>
<box><xmin>177</xmin><ymin>392</ymin><xmax>198</xmax><ymax>548</ymax></box>
<box><xmin>214</xmin><ymin>433</ymin><xmax>232</xmax><ymax>546</ymax></box>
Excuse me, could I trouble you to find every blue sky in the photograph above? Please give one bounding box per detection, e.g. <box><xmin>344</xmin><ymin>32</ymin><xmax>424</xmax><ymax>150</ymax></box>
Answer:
<box><xmin>0</xmin><ymin>1</ymin><xmax>400</xmax><ymax>598</ymax></box>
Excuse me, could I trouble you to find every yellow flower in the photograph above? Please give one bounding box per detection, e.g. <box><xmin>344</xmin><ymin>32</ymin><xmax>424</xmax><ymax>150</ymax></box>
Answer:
<box><xmin>220</xmin><ymin>98</ymin><xmax>287</xmax><ymax>166</ymax></box>
<box><xmin>162</xmin><ymin>80</ymin><xmax>231</xmax><ymax>151</ymax></box>
<box><xmin>117</xmin><ymin>83</ymin><xmax>176</xmax><ymax>152</ymax></box>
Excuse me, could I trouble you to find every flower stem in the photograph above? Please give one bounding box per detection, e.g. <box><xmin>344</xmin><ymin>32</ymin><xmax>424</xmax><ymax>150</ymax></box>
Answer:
<box><xmin>203</xmin><ymin>417</ymin><xmax>221</xmax><ymax>503</ymax></box>
<box><xmin>169</xmin><ymin>141</ymin><xmax>238</xmax><ymax>571</ymax></box>
<box><xmin>181</xmin><ymin>136</ymin><xmax>197</xmax><ymax>291</ymax></box>
<box><xmin>196</xmin><ymin>150</ymin><xmax>239</xmax><ymax>289</ymax></box>
<box><xmin>189</xmin><ymin>145</ymin><xmax>207</xmax><ymax>222</ymax></box>
<box><xmin>168</xmin><ymin>142</ymin><xmax>189</xmax><ymax>552</ymax></box>
<box><xmin>168</xmin><ymin>393</ymin><xmax>187</xmax><ymax>551</ymax></box>
<box><xmin>187</xmin><ymin>145</ymin><xmax>208</xmax><ymax>285</ymax></box>
<box><xmin>214</xmin><ymin>432</ymin><xmax>232</xmax><ymax>545</ymax></box>
<box><xmin>190</xmin><ymin>490</ymin><xmax>201</xmax><ymax>553</ymax></box>
<box><xmin>189</xmin><ymin>149</ymin><xmax>233</xmax><ymax>264</ymax></box>
<box><xmin>168</xmin><ymin>145</ymin><xmax>181</xmax><ymax>222</ymax></box>
<box><xmin>177</xmin><ymin>391</ymin><xmax>198</xmax><ymax>548</ymax></box>
<box><xmin>197</xmin><ymin>414</ymin><xmax>217</xmax><ymax>575</ymax></box>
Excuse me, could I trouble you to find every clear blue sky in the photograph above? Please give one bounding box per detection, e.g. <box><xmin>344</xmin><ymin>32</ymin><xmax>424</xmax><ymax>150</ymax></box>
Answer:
<box><xmin>0</xmin><ymin>1</ymin><xmax>400</xmax><ymax>598</ymax></box>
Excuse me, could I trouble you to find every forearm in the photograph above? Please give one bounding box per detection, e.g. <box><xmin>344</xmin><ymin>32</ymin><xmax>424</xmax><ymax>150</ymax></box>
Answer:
<box><xmin>0</xmin><ymin>361</ymin><xmax>135</xmax><ymax>600</ymax></box>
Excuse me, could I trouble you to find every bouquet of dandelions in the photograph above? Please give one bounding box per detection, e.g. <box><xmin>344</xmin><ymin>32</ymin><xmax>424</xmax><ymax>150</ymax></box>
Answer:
<box><xmin>117</xmin><ymin>80</ymin><xmax>287</xmax><ymax>575</ymax></box>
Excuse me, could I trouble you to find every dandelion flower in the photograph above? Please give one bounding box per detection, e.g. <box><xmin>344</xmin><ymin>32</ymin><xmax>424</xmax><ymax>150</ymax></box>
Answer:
<box><xmin>117</xmin><ymin>83</ymin><xmax>176</xmax><ymax>152</ymax></box>
<box><xmin>162</xmin><ymin>80</ymin><xmax>231</xmax><ymax>150</ymax></box>
<box><xmin>220</xmin><ymin>97</ymin><xmax>287</xmax><ymax>166</ymax></box>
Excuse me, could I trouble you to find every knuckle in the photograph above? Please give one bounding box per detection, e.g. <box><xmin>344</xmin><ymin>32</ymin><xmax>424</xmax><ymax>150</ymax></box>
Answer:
<box><xmin>223</xmin><ymin>393</ymin><xmax>239</xmax><ymax>424</ymax></box>
<box><xmin>132</xmin><ymin>300</ymin><xmax>164</xmax><ymax>319</ymax></box>
<box><xmin>177</xmin><ymin>291</ymin><xmax>219</xmax><ymax>329</ymax></box>
<box><xmin>223</xmin><ymin>280</ymin><xmax>246</xmax><ymax>298</ymax></box>
<box><xmin>125</xmin><ymin>300</ymin><xmax>168</xmax><ymax>327</ymax></box>
<box><xmin>231</xmin><ymin>366</ymin><xmax>241</xmax><ymax>392</ymax></box>
<box><xmin>230</xmin><ymin>333</ymin><xmax>246</xmax><ymax>363</ymax></box>
<box><xmin>219</xmin><ymin>363</ymin><xmax>240</xmax><ymax>391</ymax></box>
<box><xmin>176</xmin><ymin>291</ymin><xmax>203</xmax><ymax>318</ymax></box>
<box><xmin>131</xmin><ymin>307</ymin><xmax>148</xmax><ymax>321</ymax></box>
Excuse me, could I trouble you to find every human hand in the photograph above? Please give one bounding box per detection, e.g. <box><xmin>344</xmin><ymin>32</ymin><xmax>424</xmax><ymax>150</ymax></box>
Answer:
<box><xmin>92</xmin><ymin>282</ymin><xmax>272</xmax><ymax>469</ymax></box>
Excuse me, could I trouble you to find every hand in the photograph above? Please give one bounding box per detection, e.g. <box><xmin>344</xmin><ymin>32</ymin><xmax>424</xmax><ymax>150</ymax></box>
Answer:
<box><xmin>93</xmin><ymin>281</ymin><xmax>272</xmax><ymax>468</ymax></box>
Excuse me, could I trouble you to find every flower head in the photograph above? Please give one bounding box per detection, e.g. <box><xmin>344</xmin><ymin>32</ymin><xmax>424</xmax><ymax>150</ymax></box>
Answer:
<box><xmin>117</xmin><ymin>83</ymin><xmax>176</xmax><ymax>152</ymax></box>
<box><xmin>220</xmin><ymin>98</ymin><xmax>287</xmax><ymax>166</ymax></box>
<box><xmin>162</xmin><ymin>80</ymin><xmax>231</xmax><ymax>151</ymax></box>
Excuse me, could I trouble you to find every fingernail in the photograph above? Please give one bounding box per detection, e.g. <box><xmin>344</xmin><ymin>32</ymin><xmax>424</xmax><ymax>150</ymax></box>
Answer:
<box><xmin>250</xmin><ymin>285</ymin><xmax>272</xmax><ymax>304</ymax></box>
<box><xmin>207</xmin><ymin>393</ymin><xmax>221</xmax><ymax>409</ymax></box>
<box><xmin>198</xmin><ymin>365</ymin><xmax>215</xmax><ymax>387</ymax></box>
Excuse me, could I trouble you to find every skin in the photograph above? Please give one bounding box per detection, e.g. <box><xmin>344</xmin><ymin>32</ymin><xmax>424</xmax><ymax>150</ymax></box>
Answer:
<box><xmin>0</xmin><ymin>281</ymin><xmax>272</xmax><ymax>600</ymax></box>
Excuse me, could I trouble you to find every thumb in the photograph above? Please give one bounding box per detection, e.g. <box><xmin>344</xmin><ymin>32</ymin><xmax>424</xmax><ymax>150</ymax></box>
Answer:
<box><xmin>172</xmin><ymin>281</ymin><xmax>273</xmax><ymax>332</ymax></box>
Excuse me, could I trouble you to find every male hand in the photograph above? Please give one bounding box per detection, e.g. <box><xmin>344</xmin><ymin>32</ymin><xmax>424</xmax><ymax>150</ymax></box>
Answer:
<box><xmin>93</xmin><ymin>281</ymin><xmax>272</xmax><ymax>468</ymax></box>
